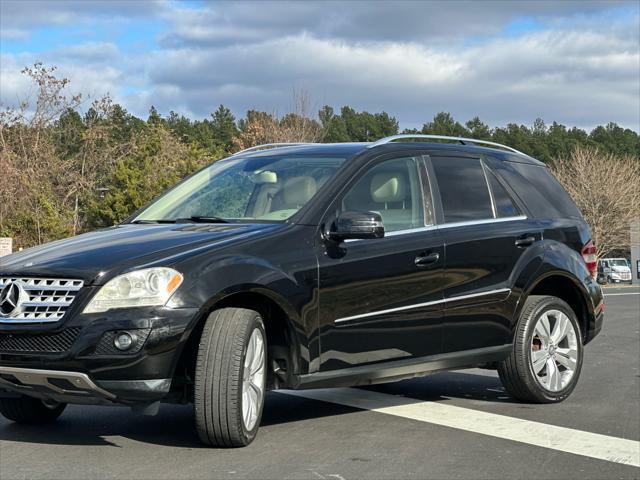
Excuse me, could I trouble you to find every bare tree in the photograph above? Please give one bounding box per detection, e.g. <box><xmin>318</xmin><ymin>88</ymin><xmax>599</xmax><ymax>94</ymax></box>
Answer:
<box><xmin>1</xmin><ymin>63</ymin><xmax>218</xmax><ymax>248</ymax></box>
<box><xmin>0</xmin><ymin>64</ymin><xmax>82</xmax><ymax>245</ymax></box>
<box><xmin>231</xmin><ymin>89</ymin><xmax>324</xmax><ymax>151</ymax></box>
<box><xmin>0</xmin><ymin>64</ymin><xmax>119</xmax><ymax>246</ymax></box>
<box><xmin>550</xmin><ymin>146</ymin><xmax>640</xmax><ymax>257</ymax></box>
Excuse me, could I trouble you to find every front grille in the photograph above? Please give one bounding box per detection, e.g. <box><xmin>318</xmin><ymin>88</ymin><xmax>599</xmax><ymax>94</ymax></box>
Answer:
<box><xmin>0</xmin><ymin>277</ymin><xmax>84</xmax><ymax>323</ymax></box>
<box><xmin>0</xmin><ymin>327</ymin><xmax>82</xmax><ymax>353</ymax></box>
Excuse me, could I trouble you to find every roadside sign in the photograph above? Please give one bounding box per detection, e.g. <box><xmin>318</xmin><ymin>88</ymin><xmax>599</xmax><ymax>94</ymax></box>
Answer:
<box><xmin>0</xmin><ymin>237</ymin><xmax>12</xmax><ymax>257</ymax></box>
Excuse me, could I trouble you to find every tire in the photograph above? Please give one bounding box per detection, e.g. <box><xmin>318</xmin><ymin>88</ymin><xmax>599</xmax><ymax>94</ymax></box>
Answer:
<box><xmin>0</xmin><ymin>396</ymin><xmax>66</xmax><ymax>424</ymax></box>
<box><xmin>498</xmin><ymin>295</ymin><xmax>583</xmax><ymax>403</ymax></box>
<box><xmin>194</xmin><ymin>307</ymin><xmax>267</xmax><ymax>447</ymax></box>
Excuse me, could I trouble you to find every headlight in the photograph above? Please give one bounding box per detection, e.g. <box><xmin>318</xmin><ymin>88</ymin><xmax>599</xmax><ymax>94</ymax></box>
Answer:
<box><xmin>610</xmin><ymin>272</ymin><xmax>620</xmax><ymax>278</ymax></box>
<box><xmin>83</xmin><ymin>268</ymin><xmax>183</xmax><ymax>314</ymax></box>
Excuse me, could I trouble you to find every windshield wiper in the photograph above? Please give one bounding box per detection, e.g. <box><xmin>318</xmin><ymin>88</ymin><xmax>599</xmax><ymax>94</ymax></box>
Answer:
<box><xmin>130</xmin><ymin>219</ymin><xmax>177</xmax><ymax>224</ymax></box>
<box><xmin>131</xmin><ymin>216</ymin><xmax>230</xmax><ymax>224</ymax></box>
<box><xmin>177</xmin><ymin>216</ymin><xmax>230</xmax><ymax>224</ymax></box>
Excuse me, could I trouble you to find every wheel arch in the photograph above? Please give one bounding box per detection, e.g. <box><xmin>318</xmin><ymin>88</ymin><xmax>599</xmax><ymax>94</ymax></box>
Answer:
<box><xmin>173</xmin><ymin>286</ymin><xmax>305</xmax><ymax>393</ymax></box>
<box><xmin>519</xmin><ymin>272</ymin><xmax>593</xmax><ymax>343</ymax></box>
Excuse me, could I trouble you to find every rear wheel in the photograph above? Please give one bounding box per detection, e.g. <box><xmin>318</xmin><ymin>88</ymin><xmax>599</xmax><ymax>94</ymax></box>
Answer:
<box><xmin>194</xmin><ymin>307</ymin><xmax>267</xmax><ymax>447</ymax></box>
<box><xmin>0</xmin><ymin>396</ymin><xmax>66</xmax><ymax>424</ymax></box>
<box><xmin>498</xmin><ymin>295</ymin><xmax>583</xmax><ymax>403</ymax></box>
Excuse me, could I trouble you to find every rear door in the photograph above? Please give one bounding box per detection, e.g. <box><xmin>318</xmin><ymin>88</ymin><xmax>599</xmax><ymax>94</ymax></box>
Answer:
<box><xmin>316</xmin><ymin>154</ymin><xmax>444</xmax><ymax>371</ymax></box>
<box><xmin>428</xmin><ymin>153</ymin><xmax>542</xmax><ymax>353</ymax></box>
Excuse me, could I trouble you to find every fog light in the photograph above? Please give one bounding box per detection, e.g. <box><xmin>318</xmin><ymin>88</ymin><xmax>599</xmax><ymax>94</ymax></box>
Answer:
<box><xmin>114</xmin><ymin>332</ymin><xmax>136</xmax><ymax>351</ymax></box>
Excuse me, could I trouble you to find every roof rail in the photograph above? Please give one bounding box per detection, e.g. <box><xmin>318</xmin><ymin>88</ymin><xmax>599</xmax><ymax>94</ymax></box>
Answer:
<box><xmin>367</xmin><ymin>134</ymin><xmax>526</xmax><ymax>155</ymax></box>
<box><xmin>233</xmin><ymin>142</ymin><xmax>315</xmax><ymax>156</ymax></box>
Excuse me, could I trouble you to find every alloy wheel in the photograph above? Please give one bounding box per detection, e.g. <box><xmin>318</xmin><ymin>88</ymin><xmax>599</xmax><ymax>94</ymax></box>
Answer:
<box><xmin>242</xmin><ymin>328</ymin><xmax>266</xmax><ymax>431</ymax></box>
<box><xmin>530</xmin><ymin>309</ymin><xmax>579</xmax><ymax>392</ymax></box>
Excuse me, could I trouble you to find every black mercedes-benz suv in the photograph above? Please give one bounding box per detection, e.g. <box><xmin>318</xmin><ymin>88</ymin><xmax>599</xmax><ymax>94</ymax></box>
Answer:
<box><xmin>0</xmin><ymin>135</ymin><xmax>604</xmax><ymax>447</ymax></box>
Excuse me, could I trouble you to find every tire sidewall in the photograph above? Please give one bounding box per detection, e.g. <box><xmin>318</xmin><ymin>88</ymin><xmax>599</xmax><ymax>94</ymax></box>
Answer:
<box><xmin>236</xmin><ymin>315</ymin><xmax>267</xmax><ymax>444</ymax></box>
<box><xmin>522</xmin><ymin>298</ymin><xmax>584</xmax><ymax>402</ymax></box>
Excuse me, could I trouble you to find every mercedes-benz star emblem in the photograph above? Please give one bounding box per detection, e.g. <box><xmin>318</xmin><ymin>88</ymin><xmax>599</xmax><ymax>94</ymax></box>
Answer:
<box><xmin>0</xmin><ymin>281</ymin><xmax>26</xmax><ymax>318</ymax></box>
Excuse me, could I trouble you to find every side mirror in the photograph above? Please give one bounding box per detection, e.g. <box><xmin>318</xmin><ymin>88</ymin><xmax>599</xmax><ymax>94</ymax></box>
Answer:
<box><xmin>328</xmin><ymin>211</ymin><xmax>385</xmax><ymax>242</ymax></box>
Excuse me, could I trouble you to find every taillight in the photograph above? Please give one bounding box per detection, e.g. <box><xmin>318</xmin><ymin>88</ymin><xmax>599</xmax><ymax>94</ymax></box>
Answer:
<box><xmin>581</xmin><ymin>240</ymin><xmax>598</xmax><ymax>279</ymax></box>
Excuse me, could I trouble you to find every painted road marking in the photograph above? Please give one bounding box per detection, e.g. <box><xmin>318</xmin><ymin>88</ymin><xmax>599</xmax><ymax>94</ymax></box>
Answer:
<box><xmin>282</xmin><ymin>388</ymin><xmax>640</xmax><ymax>468</ymax></box>
<box><xmin>603</xmin><ymin>292</ymin><xmax>640</xmax><ymax>296</ymax></box>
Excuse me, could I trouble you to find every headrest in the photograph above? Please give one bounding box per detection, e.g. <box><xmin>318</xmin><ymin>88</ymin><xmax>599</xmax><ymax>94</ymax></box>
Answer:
<box><xmin>370</xmin><ymin>173</ymin><xmax>406</xmax><ymax>203</ymax></box>
<box><xmin>252</xmin><ymin>170</ymin><xmax>278</xmax><ymax>184</ymax></box>
<box><xmin>283</xmin><ymin>176</ymin><xmax>317</xmax><ymax>206</ymax></box>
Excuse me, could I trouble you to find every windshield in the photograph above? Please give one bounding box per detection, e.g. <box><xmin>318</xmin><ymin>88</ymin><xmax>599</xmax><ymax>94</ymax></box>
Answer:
<box><xmin>608</xmin><ymin>259</ymin><xmax>628</xmax><ymax>267</ymax></box>
<box><xmin>133</xmin><ymin>155</ymin><xmax>346</xmax><ymax>223</ymax></box>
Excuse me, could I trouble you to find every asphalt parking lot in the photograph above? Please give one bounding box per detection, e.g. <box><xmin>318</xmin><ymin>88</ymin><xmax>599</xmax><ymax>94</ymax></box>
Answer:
<box><xmin>1</xmin><ymin>287</ymin><xmax>638</xmax><ymax>480</ymax></box>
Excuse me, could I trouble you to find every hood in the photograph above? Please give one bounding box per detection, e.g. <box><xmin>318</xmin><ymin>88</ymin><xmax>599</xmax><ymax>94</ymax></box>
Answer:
<box><xmin>0</xmin><ymin>223</ymin><xmax>283</xmax><ymax>284</ymax></box>
<box><xmin>611</xmin><ymin>265</ymin><xmax>631</xmax><ymax>273</ymax></box>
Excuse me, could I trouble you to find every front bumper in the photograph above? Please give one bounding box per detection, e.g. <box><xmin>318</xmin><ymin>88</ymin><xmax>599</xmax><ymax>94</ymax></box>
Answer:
<box><xmin>0</xmin><ymin>306</ymin><xmax>199</xmax><ymax>404</ymax></box>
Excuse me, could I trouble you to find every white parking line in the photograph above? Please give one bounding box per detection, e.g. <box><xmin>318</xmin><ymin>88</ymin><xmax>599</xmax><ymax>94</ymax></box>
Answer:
<box><xmin>282</xmin><ymin>388</ymin><xmax>640</xmax><ymax>468</ymax></box>
<box><xmin>604</xmin><ymin>292</ymin><xmax>640</xmax><ymax>296</ymax></box>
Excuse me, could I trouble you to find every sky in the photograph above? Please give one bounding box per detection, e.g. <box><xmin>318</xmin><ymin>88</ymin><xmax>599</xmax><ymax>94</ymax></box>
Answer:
<box><xmin>1</xmin><ymin>0</ymin><xmax>639</xmax><ymax>131</ymax></box>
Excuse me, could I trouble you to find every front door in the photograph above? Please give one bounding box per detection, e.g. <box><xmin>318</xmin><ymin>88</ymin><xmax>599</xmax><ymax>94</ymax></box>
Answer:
<box><xmin>316</xmin><ymin>155</ymin><xmax>444</xmax><ymax>372</ymax></box>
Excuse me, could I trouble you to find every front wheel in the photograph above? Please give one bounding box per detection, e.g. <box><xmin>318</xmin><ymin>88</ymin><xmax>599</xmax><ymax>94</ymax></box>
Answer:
<box><xmin>194</xmin><ymin>308</ymin><xmax>267</xmax><ymax>447</ymax></box>
<box><xmin>498</xmin><ymin>295</ymin><xmax>583</xmax><ymax>403</ymax></box>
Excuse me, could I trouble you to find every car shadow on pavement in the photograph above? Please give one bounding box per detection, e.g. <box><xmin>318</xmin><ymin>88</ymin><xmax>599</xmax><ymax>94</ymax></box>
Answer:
<box><xmin>363</xmin><ymin>370</ymin><xmax>515</xmax><ymax>404</ymax></box>
<box><xmin>0</xmin><ymin>370</ymin><xmax>515</xmax><ymax>449</ymax></box>
<box><xmin>0</xmin><ymin>404</ymin><xmax>198</xmax><ymax>448</ymax></box>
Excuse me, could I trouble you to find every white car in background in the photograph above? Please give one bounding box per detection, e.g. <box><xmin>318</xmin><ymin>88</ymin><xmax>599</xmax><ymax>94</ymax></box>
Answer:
<box><xmin>597</xmin><ymin>258</ymin><xmax>632</xmax><ymax>284</ymax></box>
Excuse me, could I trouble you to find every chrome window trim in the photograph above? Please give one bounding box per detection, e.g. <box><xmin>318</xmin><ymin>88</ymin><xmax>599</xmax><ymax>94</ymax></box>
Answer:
<box><xmin>437</xmin><ymin>215</ymin><xmax>527</xmax><ymax>230</ymax></box>
<box><xmin>335</xmin><ymin>288</ymin><xmax>511</xmax><ymax>324</ymax></box>
<box><xmin>482</xmin><ymin>162</ymin><xmax>526</xmax><ymax>219</ymax></box>
<box><xmin>386</xmin><ymin>225</ymin><xmax>437</xmax><ymax>237</ymax></box>
<box><xmin>344</xmin><ymin>225</ymin><xmax>437</xmax><ymax>243</ymax></box>
<box><xmin>481</xmin><ymin>160</ymin><xmax>498</xmax><ymax>219</ymax></box>
<box><xmin>418</xmin><ymin>155</ymin><xmax>437</xmax><ymax>228</ymax></box>
<box><xmin>344</xmin><ymin>215</ymin><xmax>526</xmax><ymax>242</ymax></box>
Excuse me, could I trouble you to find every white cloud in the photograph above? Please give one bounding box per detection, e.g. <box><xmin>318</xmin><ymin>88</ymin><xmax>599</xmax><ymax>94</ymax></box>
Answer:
<box><xmin>159</xmin><ymin>0</ymin><xmax>630</xmax><ymax>47</ymax></box>
<box><xmin>0</xmin><ymin>52</ymin><xmax>127</xmax><ymax>115</ymax></box>
<box><xmin>0</xmin><ymin>1</ymin><xmax>638</xmax><ymax>130</ymax></box>
<box><xmin>141</xmin><ymin>22</ymin><xmax>640</xmax><ymax>130</ymax></box>
<box><xmin>54</xmin><ymin>42</ymin><xmax>121</xmax><ymax>64</ymax></box>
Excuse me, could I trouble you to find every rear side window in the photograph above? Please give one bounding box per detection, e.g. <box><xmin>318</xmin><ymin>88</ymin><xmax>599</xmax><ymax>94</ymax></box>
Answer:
<box><xmin>431</xmin><ymin>157</ymin><xmax>493</xmax><ymax>222</ymax></box>
<box><xmin>506</xmin><ymin>163</ymin><xmax>583</xmax><ymax>220</ymax></box>
<box><xmin>486</xmin><ymin>169</ymin><xmax>520</xmax><ymax>218</ymax></box>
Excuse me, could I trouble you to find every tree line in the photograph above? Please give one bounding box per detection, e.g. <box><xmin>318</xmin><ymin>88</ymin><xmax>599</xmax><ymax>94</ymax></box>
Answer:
<box><xmin>1</xmin><ymin>64</ymin><xmax>638</xmax><ymax>255</ymax></box>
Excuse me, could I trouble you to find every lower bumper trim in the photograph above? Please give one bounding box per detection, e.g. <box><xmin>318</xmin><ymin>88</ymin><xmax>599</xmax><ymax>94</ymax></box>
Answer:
<box><xmin>95</xmin><ymin>378</ymin><xmax>172</xmax><ymax>399</ymax></box>
<box><xmin>0</xmin><ymin>366</ymin><xmax>116</xmax><ymax>400</ymax></box>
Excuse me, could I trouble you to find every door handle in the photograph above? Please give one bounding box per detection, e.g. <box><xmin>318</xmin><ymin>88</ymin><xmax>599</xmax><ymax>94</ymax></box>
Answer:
<box><xmin>415</xmin><ymin>252</ymin><xmax>440</xmax><ymax>266</ymax></box>
<box><xmin>515</xmin><ymin>236</ymin><xmax>536</xmax><ymax>248</ymax></box>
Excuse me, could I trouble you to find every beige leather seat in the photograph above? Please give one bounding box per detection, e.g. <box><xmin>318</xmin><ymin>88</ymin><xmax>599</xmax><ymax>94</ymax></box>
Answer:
<box><xmin>369</xmin><ymin>172</ymin><xmax>413</xmax><ymax>231</ymax></box>
<box><xmin>272</xmin><ymin>176</ymin><xmax>318</xmax><ymax>211</ymax></box>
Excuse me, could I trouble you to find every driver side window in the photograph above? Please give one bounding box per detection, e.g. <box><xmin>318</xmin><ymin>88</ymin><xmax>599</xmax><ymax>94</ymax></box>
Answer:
<box><xmin>341</xmin><ymin>157</ymin><xmax>428</xmax><ymax>233</ymax></box>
